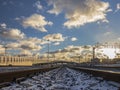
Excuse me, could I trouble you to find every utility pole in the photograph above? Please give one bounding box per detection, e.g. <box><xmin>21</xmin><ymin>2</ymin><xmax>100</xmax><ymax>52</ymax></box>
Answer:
<box><xmin>54</xmin><ymin>54</ymin><xmax>55</xmax><ymax>61</ymax></box>
<box><xmin>4</xmin><ymin>45</ymin><xmax>8</xmax><ymax>65</ymax></box>
<box><xmin>78</xmin><ymin>55</ymin><xmax>80</xmax><ymax>63</ymax></box>
<box><xmin>4</xmin><ymin>46</ymin><xmax>8</xmax><ymax>56</ymax></box>
<box><xmin>93</xmin><ymin>46</ymin><xmax>95</xmax><ymax>59</ymax></box>
<box><xmin>47</xmin><ymin>39</ymin><xmax>50</xmax><ymax>62</ymax></box>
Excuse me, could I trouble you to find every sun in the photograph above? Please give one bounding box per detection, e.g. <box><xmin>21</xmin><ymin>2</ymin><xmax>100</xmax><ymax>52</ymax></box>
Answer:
<box><xmin>101</xmin><ymin>48</ymin><xmax>116</xmax><ymax>59</ymax></box>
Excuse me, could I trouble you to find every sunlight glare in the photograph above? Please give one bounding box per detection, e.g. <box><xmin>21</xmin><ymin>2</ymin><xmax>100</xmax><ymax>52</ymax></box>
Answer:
<box><xmin>101</xmin><ymin>48</ymin><xmax>116</xmax><ymax>59</ymax></box>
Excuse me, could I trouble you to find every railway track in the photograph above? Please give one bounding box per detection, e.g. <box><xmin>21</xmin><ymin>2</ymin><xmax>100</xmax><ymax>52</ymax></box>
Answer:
<box><xmin>69</xmin><ymin>66</ymin><xmax>120</xmax><ymax>83</ymax></box>
<box><xmin>0</xmin><ymin>65</ymin><xmax>120</xmax><ymax>89</ymax></box>
<box><xmin>1</xmin><ymin>66</ymin><xmax>120</xmax><ymax>90</ymax></box>
<box><xmin>0</xmin><ymin>66</ymin><xmax>58</xmax><ymax>88</ymax></box>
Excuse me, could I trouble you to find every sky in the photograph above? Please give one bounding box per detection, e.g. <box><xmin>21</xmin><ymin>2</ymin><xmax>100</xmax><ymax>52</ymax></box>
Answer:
<box><xmin>0</xmin><ymin>0</ymin><xmax>120</xmax><ymax>55</ymax></box>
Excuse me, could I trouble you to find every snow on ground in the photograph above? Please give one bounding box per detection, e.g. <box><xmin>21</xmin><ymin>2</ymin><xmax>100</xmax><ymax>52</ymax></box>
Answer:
<box><xmin>1</xmin><ymin>67</ymin><xmax>120</xmax><ymax>90</ymax></box>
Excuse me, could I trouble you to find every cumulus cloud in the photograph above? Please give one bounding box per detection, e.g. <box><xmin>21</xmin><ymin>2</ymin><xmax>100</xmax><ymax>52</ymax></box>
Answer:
<box><xmin>0</xmin><ymin>45</ymin><xmax>4</xmax><ymax>54</ymax></box>
<box><xmin>65</xmin><ymin>45</ymin><xmax>81</xmax><ymax>52</ymax></box>
<box><xmin>6</xmin><ymin>40</ymin><xmax>42</xmax><ymax>51</ymax></box>
<box><xmin>0</xmin><ymin>28</ymin><xmax>25</xmax><ymax>40</ymax></box>
<box><xmin>54</xmin><ymin>42</ymin><xmax>60</xmax><ymax>46</ymax></box>
<box><xmin>71</xmin><ymin>37</ymin><xmax>77</xmax><ymax>41</ymax></box>
<box><xmin>22</xmin><ymin>14</ymin><xmax>53</xmax><ymax>32</ymax></box>
<box><xmin>18</xmin><ymin>37</ymin><xmax>43</xmax><ymax>51</ymax></box>
<box><xmin>21</xmin><ymin>37</ymin><xmax>42</xmax><ymax>45</ymax></box>
<box><xmin>20</xmin><ymin>50</ymin><xmax>33</xmax><ymax>56</ymax></box>
<box><xmin>43</xmin><ymin>33</ymin><xmax>65</xmax><ymax>42</ymax></box>
<box><xmin>17</xmin><ymin>37</ymin><xmax>48</xmax><ymax>46</ymax></box>
<box><xmin>0</xmin><ymin>45</ymin><xmax>4</xmax><ymax>50</ymax></box>
<box><xmin>20</xmin><ymin>42</ymin><xmax>42</xmax><ymax>51</ymax></box>
<box><xmin>34</xmin><ymin>1</ymin><xmax>43</xmax><ymax>11</ymax></box>
<box><xmin>50</xmin><ymin>45</ymin><xmax>82</xmax><ymax>56</ymax></box>
<box><xmin>115</xmin><ymin>3</ymin><xmax>120</xmax><ymax>12</ymax></box>
<box><xmin>6</xmin><ymin>43</ymin><xmax>20</xmax><ymax>49</ymax></box>
<box><xmin>48</xmin><ymin>0</ymin><xmax>110</xmax><ymax>29</ymax></box>
<box><xmin>5</xmin><ymin>36</ymin><xmax>45</xmax><ymax>51</ymax></box>
<box><xmin>0</xmin><ymin>23</ymin><xmax>7</xmax><ymax>28</ymax></box>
